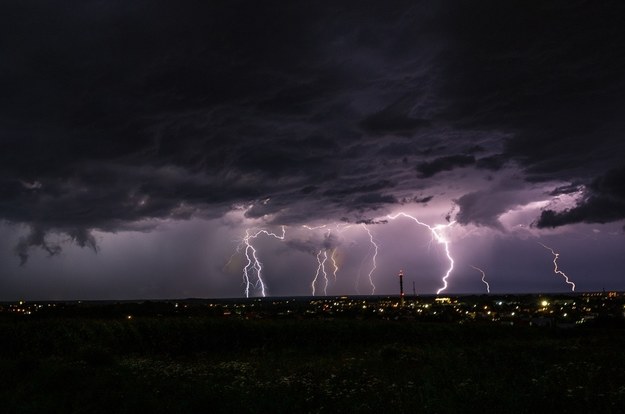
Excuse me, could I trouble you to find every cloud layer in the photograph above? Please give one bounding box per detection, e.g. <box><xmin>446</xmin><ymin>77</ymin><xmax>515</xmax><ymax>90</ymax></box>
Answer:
<box><xmin>1</xmin><ymin>0</ymin><xmax>624</xmax><ymax>266</ymax></box>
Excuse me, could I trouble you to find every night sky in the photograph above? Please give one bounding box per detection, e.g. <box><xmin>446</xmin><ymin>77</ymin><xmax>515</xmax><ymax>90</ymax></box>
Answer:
<box><xmin>2</xmin><ymin>1</ymin><xmax>625</xmax><ymax>300</ymax></box>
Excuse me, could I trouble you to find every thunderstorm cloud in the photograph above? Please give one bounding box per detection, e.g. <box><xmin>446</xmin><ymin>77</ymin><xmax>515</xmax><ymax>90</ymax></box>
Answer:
<box><xmin>1</xmin><ymin>0</ymin><xmax>624</xmax><ymax>297</ymax></box>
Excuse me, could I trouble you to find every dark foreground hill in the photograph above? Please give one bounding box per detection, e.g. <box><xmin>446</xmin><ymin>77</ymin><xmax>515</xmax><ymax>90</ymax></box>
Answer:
<box><xmin>2</xmin><ymin>316</ymin><xmax>624</xmax><ymax>413</ymax></box>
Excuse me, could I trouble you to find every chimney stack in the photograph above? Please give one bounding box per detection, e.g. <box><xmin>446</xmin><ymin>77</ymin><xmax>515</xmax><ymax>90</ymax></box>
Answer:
<box><xmin>399</xmin><ymin>270</ymin><xmax>405</xmax><ymax>307</ymax></box>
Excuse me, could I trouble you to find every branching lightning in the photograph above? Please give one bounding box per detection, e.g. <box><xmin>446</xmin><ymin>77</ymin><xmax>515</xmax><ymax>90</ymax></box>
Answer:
<box><xmin>303</xmin><ymin>225</ymin><xmax>337</xmax><ymax>296</ymax></box>
<box><xmin>470</xmin><ymin>265</ymin><xmax>490</xmax><ymax>293</ymax></box>
<box><xmin>234</xmin><ymin>213</ymin><xmax>451</xmax><ymax>297</ymax></box>
<box><xmin>240</xmin><ymin>226</ymin><xmax>286</xmax><ymax>298</ymax></box>
<box><xmin>387</xmin><ymin>213</ymin><xmax>455</xmax><ymax>294</ymax></box>
<box><xmin>538</xmin><ymin>242</ymin><xmax>576</xmax><ymax>291</ymax></box>
<box><xmin>311</xmin><ymin>250</ymin><xmax>329</xmax><ymax>296</ymax></box>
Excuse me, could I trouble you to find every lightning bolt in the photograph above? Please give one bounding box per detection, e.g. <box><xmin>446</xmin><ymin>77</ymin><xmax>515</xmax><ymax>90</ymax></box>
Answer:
<box><xmin>538</xmin><ymin>242</ymin><xmax>576</xmax><ymax>291</ymax></box>
<box><xmin>361</xmin><ymin>223</ymin><xmax>378</xmax><ymax>294</ymax></box>
<box><xmin>470</xmin><ymin>265</ymin><xmax>490</xmax><ymax>293</ymax></box>
<box><xmin>302</xmin><ymin>224</ymin><xmax>327</xmax><ymax>230</ymax></box>
<box><xmin>240</xmin><ymin>226</ymin><xmax>286</xmax><ymax>298</ymax></box>
<box><xmin>311</xmin><ymin>250</ymin><xmax>329</xmax><ymax>296</ymax></box>
<box><xmin>387</xmin><ymin>213</ymin><xmax>455</xmax><ymax>295</ymax></box>
<box><xmin>302</xmin><ymin>224</ymin><xmax>338</xmax><ymax>296</ymax></box>
<box><xmin>329</xmin><ymin>223</ymin><xmax>357</xmax><ymax>284</ymax></box>
<box><xmin>330</xmin><ymin>248</ymin><xmax>339</xmax><ymax>282</ymax></box>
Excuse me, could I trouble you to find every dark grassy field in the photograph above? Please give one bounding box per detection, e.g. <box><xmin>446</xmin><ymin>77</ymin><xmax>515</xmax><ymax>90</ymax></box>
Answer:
<box><xmin>2</xmin><ymin>316</ymin><xmax>625</xmax><ymax>413</ymax></box>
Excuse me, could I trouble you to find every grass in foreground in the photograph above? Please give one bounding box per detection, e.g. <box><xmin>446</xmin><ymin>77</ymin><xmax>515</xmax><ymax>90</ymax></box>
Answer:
<box><xmin>1</xmin><ymin>317</ymin><xmax>625</xmax><ymax>413</ymax></box>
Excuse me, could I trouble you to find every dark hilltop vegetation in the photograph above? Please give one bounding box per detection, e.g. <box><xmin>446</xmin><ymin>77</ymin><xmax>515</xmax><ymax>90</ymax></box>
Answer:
<box><xmin>2</xmin><ymin>293</ymin><xmax>625</xmax><ymax>413</ymax></box>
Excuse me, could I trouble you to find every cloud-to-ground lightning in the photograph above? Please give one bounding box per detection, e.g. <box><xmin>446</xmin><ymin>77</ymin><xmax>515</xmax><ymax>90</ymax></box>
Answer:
<box><xmin>303</xmin><ymin>223</ymin><xmax>378</xmax><ymax>296</ymax></box>
<box><xmin>538</xmin><ymin>242</ymin><xmax>576</xmax><ymax>291</ymax></box>
<box><xmin>330</xmin><ymin>248</ymin><xmax>339</xmax><ymax>282</ymax></box>
<box><xmin>302</xmin><ymin>225</ymin><xmax>335</xmax><ymax>296</ymax></box>
<box><xmin>361</xmin><ymin>224</ymin><xmax>378</xmax><ymax>294</ymax></box>
<box><xmin>239</xmin><ymin>226</ymin><xmax>286</xmax><ymax>297</ymax></box>
<box><xmin>311</xmin><ymin>250</ymin><xmax>329</xmax><ymax>296</ymax></box>
<box><xmin>470</xmin><ymin>265</ymin><xmax>490</xmax><ymax>293</ymax></box>
<box><xmin>329</xmin><ymin>223</ymin><xmax>355</xmax><ymax>283</ymax></box>
<box><xmin>387</xmin><ymin>213</ymin><xmax>455</xmax><ymax>294</ymax></box>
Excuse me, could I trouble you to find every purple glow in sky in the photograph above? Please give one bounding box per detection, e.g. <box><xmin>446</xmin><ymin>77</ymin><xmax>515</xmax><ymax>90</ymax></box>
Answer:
<box><xmin>1</xmin><ymin>1</ymin><xmax>625</xmax><ymax>300</ymax></box>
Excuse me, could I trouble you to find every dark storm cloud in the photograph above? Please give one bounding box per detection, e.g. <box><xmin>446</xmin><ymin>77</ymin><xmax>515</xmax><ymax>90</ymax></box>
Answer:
<box><xmin>300</xmin><ymin>186</ymin><xmax>318</xmax><ymax>195</ymax></box>
<box><xmin>437</xmin><ymin>0</ymin><xmax>625</xmax><ymax>179</ymax></box>
<box><xmin>13</xmin><ymin>226</ymin><xmax>98</xmax><ymax>265</ymax></box>
<box><xmin>352</xmin><ymin>193</ymin><xmax>398</xmax><ymax>206</ymax></box>
<box><xmin>323</xmin><ymin>180</ymin><xmax>395</xmax><ymax>197</ymax></box>
<box><xmin>536</xmin><ymin>167</ymin><xmax>625</xmax><ymax>228</ymax></box>
<box><xmin>466</xmin><ymin>145</ymin><xmax>485</xmax><ymax>154</ymax></box>
<box><xmin>67</xmin><ymin>228</ymin><xmax>98</xmax><ymax>253</ymax></box>
<box><xmin>286</xmin><ymin>231</ymin><xmax>340</xmax><ymax>255</ymax></box>
<box><xmin>416</xmin><ymin>154</ymin><xmax>475</xmax><ymax>178</ymax></box>
<box><xmin>14</xmin><ymin>227</ymin><xmax>62</xmax><ymax>266</ymax></box>
<box><xmin>2</xmin><ymin>0</ymin><xmax>625</xmax><ymax>265</ymax></box>
<box><xmin>427</xmin><ymin>1</ymin><xmax>625</xmax><ymax>228</ymax></box>
<box><xmin>0</xmin><ymin>0</ymin><xmax>357</xmax><ymax>260</ymax></box>
<box><xmin>455</xmin><ymin>188</ymin><xmax>529</xmax><ymax>230</ymax></box>
<box><xmin>475</xmin><ymin>155</ymin><xmax>506</xmax><ymax>171</ymax></box>
<box><xmin>413</xmin><ymin>195</ymin><xmax>433</xmax><ymax>204</ymax></box>
<box><xmin>360</xmin><ymin>96</ymin><xmax>431</xmax><ymax>135</ymax></box>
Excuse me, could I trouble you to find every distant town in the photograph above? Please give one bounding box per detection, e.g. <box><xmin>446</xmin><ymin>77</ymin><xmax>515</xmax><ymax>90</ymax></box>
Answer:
<box><xmin>2</xmin><ymin>291</ymin><xmax>624</xmax><ymax>327</ymax></box>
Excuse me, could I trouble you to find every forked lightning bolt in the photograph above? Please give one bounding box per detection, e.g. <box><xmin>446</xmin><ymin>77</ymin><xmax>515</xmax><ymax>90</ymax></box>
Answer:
<box><xmin>240</xmin><ymin>226</ymin><xmax>286</xmax><ymax>297</ymax></box>
<box><xmin>538</xmin><ymin>242</ymin><xmax>576</xmax><ymax>291</ymax></box>
<box><xmin>387</xmin><ymin>213</ymin><xmax>455</xmax><ymax>294</ymax></box>
<box><xmin>311</xmin><ymin>250</ymin><xmax>329</xmax><ymax>296</ymax></box>
<box><xmin>303</xmin><ymin>225</ymin><xmax>335</xmax><ymax>296</ymax></box>
<box><xmin>470</xmin><ymin>265</ymin><xmax>490</xmax><ymax>293</ymax></box>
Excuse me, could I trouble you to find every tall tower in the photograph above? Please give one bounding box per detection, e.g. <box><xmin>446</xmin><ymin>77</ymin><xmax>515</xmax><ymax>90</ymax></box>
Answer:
<box><xmin>399</xmin><ymin>269</ymin><xmax>405</xmax><ymax>307</ymax></box>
